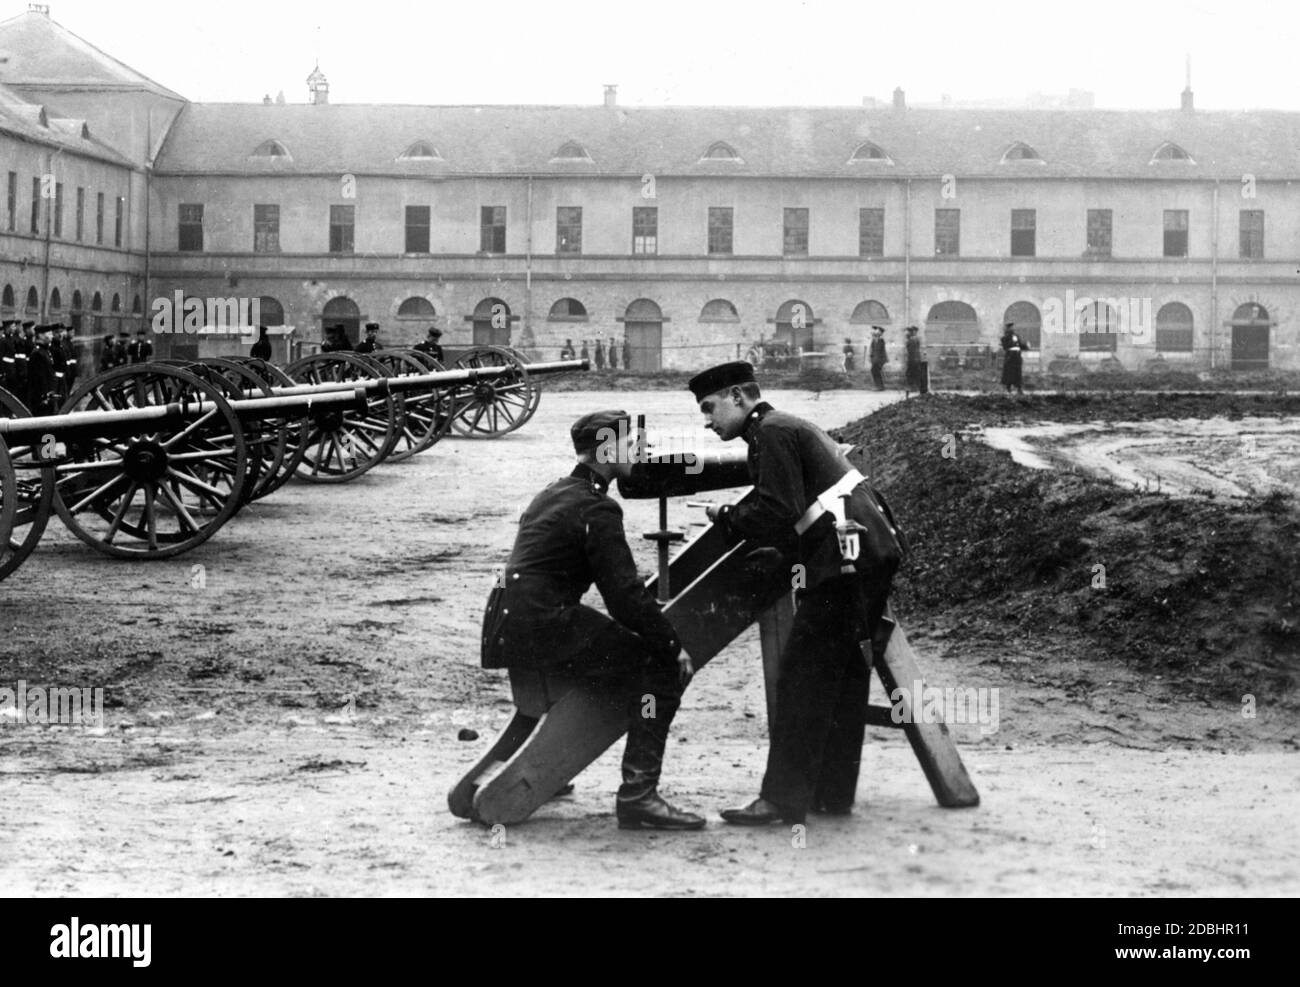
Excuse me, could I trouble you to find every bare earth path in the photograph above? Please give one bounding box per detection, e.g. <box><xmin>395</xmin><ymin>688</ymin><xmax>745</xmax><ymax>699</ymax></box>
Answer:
<box><xmin>1</xmin><ymin>389</ymin><xmax>1296</xmax><ymax>897</ymax></box>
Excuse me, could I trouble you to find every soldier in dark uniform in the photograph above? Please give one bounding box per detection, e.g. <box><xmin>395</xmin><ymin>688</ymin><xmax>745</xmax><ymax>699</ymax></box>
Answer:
<box><xmin>841</xmin><ymin>337</ymin><xmax>856</xmax><ymax>373</ymax></box>
<box><xmin>113</xmin><ymin>332</ymin><xmax>131</xmax><ymax>367</ymax></box>
<box><xmin>61</xmin><ymin>326</ymin><xmax>79</xmax><ymax>393</ymax></box>
<box><xmin>1000</xmin><ymin>321</ymin><xmax>1027</xmax><ymax>394</ymax></box>
<box><xmin>868</xmin><ymin>326</ymin><xmax>888</xmax><ymax>390</ymax></box>
<box><xmin>903</xmin><ymin>325</ymin><xmax>925</xmax><ymax>397</ymax></box>
<box><xmin>321</xmin><ymin>324</ymin><xmax>353</xmax><ymax>353</ymax></box>
<box><xmin>98</xmin><ymin>334</ymin><xmax>117</xmax><ymax>373</ymax></box>
<box><xmin>688</xmin><ymin>361</ymin><xmax>905</xmax><ymax>825</ymax></box>
<box><xmin>27</xmin><ymin>326</ymin><xmax>60</xmax><ymax>416</ymax></box>
<box><xmin>593</xmin><ymin>338</ymin><xmax>605</xmax><ymax>370</ymax></box>
<box><xmin>413</xmin><ymin>326</ymin><xmax>444</xmax><ymax>363</ymax></box>
<box><xmin>249</xmin><ymin>326</ymin><xmax>273</xmax><ymax>362</ymax></box>
<box><xmin>559</xmin><ymin>338</ymin><xmax>576</xmax><ymax>361</ymax></box>
<box><xmin>14</xmin><ymin>321</ymin><xmax>35</xmax><ymax>393</ymax></box>
<box><xmin>608</xmin><ymin>338</ymin><xmax>619</xmax><ymax>370</ymax></box>
<box><xmin>622</xmin><ymin>337</ymin><xmax>631</xmax><ymax>370</ymax></box>
<box><xmin>481</xmin><ymin>409</ymin><xmax>704</xmax><ymax>830</ymax></box>
<box><xmin>355</xmin><ymin>322</ymin><xmax>382</xmax><ymax>354</ymax></box>
<box><xmin>0</xmin><ymin>321</ymin><xmax>17</xmax><ymax>392</ymax></box>
<box><xmin>579</xmin><ymin>339</ymin><xmax>589</xmax><ymax>363</ymax></box>
<box><xmin>48</xmin><ymin>324</ymin><xmax>69</xmax><ymax>399</ymax></box>
<box><xmin>129</xmin><ymin>328</ymin><xmax>153</xmax><ymax>364</ymax></box>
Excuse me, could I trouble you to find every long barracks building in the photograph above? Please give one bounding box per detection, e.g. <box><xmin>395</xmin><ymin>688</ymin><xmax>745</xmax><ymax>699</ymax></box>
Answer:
<box><xmin>3</xmin><ymin>6</ymin><xmax>1299</xmax><ymax>372</ymax></box>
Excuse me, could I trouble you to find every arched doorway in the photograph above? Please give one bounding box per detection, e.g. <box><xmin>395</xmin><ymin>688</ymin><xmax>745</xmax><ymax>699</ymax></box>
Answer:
<box><xmin>774</xmin><ymin>299</ymin><xmax>816</xmax><ymax>352</ymax></box>
<box><xmin>1229</xmin><ymin>303</ymin><xmax>1271</xmax><ymax>370</ymax></box>
<box><xmin>1077</xmin><ymin>300</ymin><xmax>1120</xmax><ymax>353</ymax></box>
<box><xmin>1003</xmin><ymin>301</ymin><xmax>1042</xmax><ymax>349</ymax></box>
<box><xmin>621</xmin><ymin>298</ymin><xmax>663</xmax><ymax>371</ymax></box>
<box><xmin>925</xmin><ymin>300</ymin><xmax>979</xmax><ymax>346</ymax></box>
<box><xmin>1156</xmin><ymin>302</ymin><xmax>1194</xmax><ymax>353</ymax></box>
<box><xmin>470</xmin><ymin>297</ymin><xmax>514</xmax><ymax>346</ymax></box>
<box><xmin>322</xmin><ymin>296</ymin><xmax>361</xmax><ymax>344</ymax></box>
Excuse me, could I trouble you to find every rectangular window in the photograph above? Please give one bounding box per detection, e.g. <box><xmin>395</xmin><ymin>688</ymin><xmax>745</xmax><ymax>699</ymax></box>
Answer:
<box><xmin>708</xmin><ymin>206</ymin><xmax>733</xmax><ymax>255</ymax></box>
<box><xmin>556</xmin><ymin>206</ymin><xmax>582</xmax><ymax>254</ymax></box>
<box><xmin>1086</xmin><ymin>209</ymin><xmax>1112</xmax><ymax>257</ymax></box>
<box><xmin>329</xmin><ymin>205</ymin><xmax>354</xmax><ymax>253</ymax></box>
<box><xmin>935</xmin><ymin>208</ymin><xmax>960</xmax><ymax>256</ymax></box>
<box><xmin>858</xmin><ymin>207</ymin><xmax>884</xmax><ymax>257</ymax></box>
<box><xmin>254</xmin><ymin>204</ymin><xmax>280</xmax><ymax>252</ymax></box>
<box><xmin>405</xmin><ymin>205</ymin><xmax>430</xmax><ymax>253</ymax></box>
<box><xmin>178</xmin><ymin>203</ymin><xmax>204</xmax><ymax>252</ymax></box>
<box><xmin>632</xmin><ymin>206</ymin><xmax>657</xmax><ymax>255</ymax></box>
<box><xmin>114</xmin><ymin>195</ymin><xmax>123</xmax><ymax>247</ymax></box>
<box><xmin>783</xmin><ymin>207</ymin><xmax>809</xmax><ymax>256</ymax></box>
<box><xmin>1239</xmin><ymin>209</ymin><xmax>1264</xmax><ymax>259</ymax></box>
<box><xmin>76</xmin><ymin>187</ymin><xmax>84</xmax><ymax>241</ymax></box>
<box><xmin>1010</xmin><ymin>208</ymin><xmax>1035</xmax><ymax>257</ymax></box>
<box><xmin>96</xmin><ymin>192</ymin><xmax>104</xmax><ymax>244</ymax></box>
<box><xmin>1163</xmin><ymin>209</ymin><xmax>1188</xmax><ymax>258</ymax></box>
<box><xmin>30</xmin><ymin>177</ymin><xmax>40</xmax><ymax>234</ymax></box>
<box><xmin>53</xmin><ymin>182</ymin><xmax>64</xmax><ymax>238</ymax></box>
<box><xmin>480</xmin><ymin>206</ymin><xmax>506</xmax><ymax>253</ymax></box>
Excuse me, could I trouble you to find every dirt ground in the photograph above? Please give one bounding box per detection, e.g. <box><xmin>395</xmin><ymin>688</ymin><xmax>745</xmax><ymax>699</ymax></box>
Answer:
<box><xmin>1</xmin><ymin>388</ymin><xmax>1297</xmax><ymax>897</ymax></box>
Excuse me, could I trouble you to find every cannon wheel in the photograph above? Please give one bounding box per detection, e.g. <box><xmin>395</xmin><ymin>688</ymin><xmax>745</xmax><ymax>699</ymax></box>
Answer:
<box><xmin>0</xmin><ymin>387</ymin><xmax>55</xmax><ymax>582</ymax></box>
<box><xmin>53</xmin><ymin>365</ymin><xmax>248</xmax><ymax>559</ymax></box>
<box><xmin>228</xmin><ymin>358</ymin><xmax>314</xmax><ymax>500</ymax></box>
<box><xmin>371</xmin><ymin>349</ymin><xmax>455</xmax><ymax>461</ymax></box>
<box><xmin>284</xmin><ymin>353</ymin><xmax>400</xmax><ymax>483</ymax></box>
<box><xmin>450</xmin><ymin>346</ymin><xmax>538</xmax><ymax>438</ymax></box>
<box><xmin>201</xmin><ymin>358</ymin><xmax>291</xmax><ymax>503</ymax></box>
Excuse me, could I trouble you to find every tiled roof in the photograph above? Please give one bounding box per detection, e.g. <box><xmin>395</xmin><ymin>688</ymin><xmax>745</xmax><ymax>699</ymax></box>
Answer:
<box><xmin>153</xmin><ymin>102</ymin><xmax>1300</xmax><ymax>179</ymax></box>
<box><xmin>0</xmin><ymin>80</ymin><xmax>135</xmax><ymax>166</ymax></box>
<box><xmin>0</xmin><ymin>10</ymin><xmax>184</xmax><ymax>99</ymax></box>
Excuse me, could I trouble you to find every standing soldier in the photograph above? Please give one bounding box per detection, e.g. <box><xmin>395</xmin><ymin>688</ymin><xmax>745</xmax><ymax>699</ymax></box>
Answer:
<box><xmin>608</xmin><ymin>338</ymin><xmax>619</xmax><ymax>370</ymax></box>
<box><xmin>1000</xmin><ymin>321</ymin><xmax>1027</xmax><ymax>395</ymax></box>
<box><xmin>0</xmin><ymin>321</ymin><xmax>16</xmax><ymax>392</ymax></box>
<box><xmin>27</xmin><ymin>325</ymin><xmax>60</xmax><ymax>416</ymax></box>
<box><xmin>14</xmin><ymin>321</ymin><xmax>35</xmax><ymax>393</ymax></box>
<box><xmin>579</xmin><ymin>339</ymin><xmax>590</xmax><ymax>363</ymax></box>
<box><xmin>356</xmin><ymin>322</ymin><xmax>382</xmax><ymax>354</ymax></box>
<box><xmin>113</xmin><ymin>332</ymin><xmax>130</xmax><ymax>367</ymax></box>
<box><xmin>414</xmin><ymin>326</ymin><xmax>444</xmax><ymax>363</ymax></box>
<box><xmin>48</xmin><ymin>324</ymin><xmax>69</xmax><ymax>400</ymax></box>
<box><xmin>687</xmin><ymin>361</ymin><xmax>905</xmax><ymax>824</ymax></box>
<box><xmin>62</xmin><ymin>326</ymin><xmax>79</xmax><ymax>393</ymax></box>
<box><xmin>841</xmin><ymin>337</ymin><xmax>856</xmax><ymax>373</ymax></box>
<box><xmin>98</xmin><ymin>334</ymin><xmax>117</xmax><ymax>373</ymax></box>
<box><xmin>869</xmin><ymin>326</ymin><xmax>888</xmax><ymax>391</ymax></box>
<box><xmin>481</xmin><ymin>410</ymin><xmax>704</xmax><ymax>829</ymax></box>
<box><xmin>128</xmin><ymin>328</ymin><xmax>153</xmax><ymax>364</ymax></box>
<box><xmin>559</xmin><ymin>337</ymin><xmax>576</xmax><ymax>361</ymax></box>
<box><xmin>622</xmin><ymin>336</ymin><xmax>631</xmax><ymax>371</ymax></box>
<box><xmin>593</xmin><ymin>338</ymin><xmax>606</xmax><ymax>370</ymax></box>
<box><xmin>249</xmin><ymin>325</ymin><xmax>273</xmax><ymax>362</ymax></box>
<box><xmin>322</xmin><ymin>324</ymin><xmax>353</xmax><ymax>353</ymax></box>
<box><xmin>903</xmin><ymin>326</ymin><xmax>925</xmax><ymax>397</ymax></box>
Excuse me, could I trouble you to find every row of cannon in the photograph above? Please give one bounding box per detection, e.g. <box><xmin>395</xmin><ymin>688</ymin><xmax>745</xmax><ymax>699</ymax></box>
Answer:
<box><xmin>0</xmin><ymin>346</ymin><xmax>586</xmax><ymax>582</ymax></box>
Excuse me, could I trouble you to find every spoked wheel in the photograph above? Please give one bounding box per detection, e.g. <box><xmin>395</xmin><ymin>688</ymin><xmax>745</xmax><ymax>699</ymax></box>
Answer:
<box><xmin>0</xmin><ymin>387</ymin><xmax>54</xmax><ymax>582</ymax></box>
<box><xmin>450</xmin><ymin>346</ymin><xmax>537</xmax><ymax>438</ymax></box>
<box><xmin>53</xmin><ymin>365</ymin><xmax>248</xmax><ymax>559</ymax></box>
<box><xmin>201</xmin><ymin>358</ymin><xmax>290</xmax><ymax>503</ymax></box>
<box><xmin>229</xmin><ymin>358</ymin><xmax>312</xmax><ymax>499</ymax></box>
<box><xmin>371</xmin><ymin>349</ymin><xmax>455</xmax><ymax>461</ymax></box>
<box><xmin>284</xmin><ymin>353</ymin><xmax>400</xmax><ymax>483</ymax></box>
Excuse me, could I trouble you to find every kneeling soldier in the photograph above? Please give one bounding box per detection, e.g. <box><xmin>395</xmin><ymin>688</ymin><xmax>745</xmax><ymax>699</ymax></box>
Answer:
<box><xmin>481</xmin><ymin>409</ymin><xmax>705</xmax><ymax>830</ymax></box>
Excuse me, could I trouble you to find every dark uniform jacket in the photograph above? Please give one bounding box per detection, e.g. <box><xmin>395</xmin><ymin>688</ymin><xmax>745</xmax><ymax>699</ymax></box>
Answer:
<box><xmin>27</xmin><ymin>343</ymin><xmax>58</xmax><ymax>414</ymax></box>
<box><xmin>250</xmin><ymin>338</ymin><xmax>272</xmax><ymax>361</ymax></box>
<box><xmin>482</xmin><ymin>463</ymin><xmax>680</xmax><ymax>670</ymax></box>
<box><xmin>413</xmin><ymin>340</ymin><xmax>444</xmax><ymax>362</ymax></box>
<box><xmin>869</xmin><ymin>337</ymin><xmax>888</xmax><ymax>365</ymax></box>
<box><xmin>355</xmin><ymin>338</ymin><xmax>381</xmax><ymax>354</ymax></box>
<box><xmin>716</xmin><ymin>403</ymin><xmax>905</xmax><ymax>591</ymax></box>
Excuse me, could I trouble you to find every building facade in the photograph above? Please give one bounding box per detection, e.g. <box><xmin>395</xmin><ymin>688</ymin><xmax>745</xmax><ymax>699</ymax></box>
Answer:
<box><xmin>2</xmin><ymin>7</ymin><xmax>1297</xmax><ymax>371</ymax></box>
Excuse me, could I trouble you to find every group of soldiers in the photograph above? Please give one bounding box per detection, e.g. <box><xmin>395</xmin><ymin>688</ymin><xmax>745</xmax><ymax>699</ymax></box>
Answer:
<box><xmin>559</xmin><ymin>337</ymin><xmax>631</xmax><ymax>370</ymax></box>
<box><xmin>840</xmin><ymin>322</ymin><xmax>1028</xmax><ymax>394</ymax></box>
<box><xmin>320</xmin><ymin>323</ymin><xmax>445</xmax><ymax>363</ymax></box>
<box><xmin>480</xmin><ymin>359</ymin><xmax>907</xmax><ymax>829</ymax></box>
<box><xmin>96</xmin><ymin>329</ymin><xmax>154</xmax><ymax>373</ymax></box>
<box><xmin>0</xmin><ymin>319</ymin><xmax>82</xmax><ymax>415</ymax></box>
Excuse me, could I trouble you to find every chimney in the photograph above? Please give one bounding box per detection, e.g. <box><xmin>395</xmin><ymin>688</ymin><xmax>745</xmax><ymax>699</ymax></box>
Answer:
<box><xmin>27</xmin><ymin>4</ymin><xmax>50</xmax><ymax>15</ymax></box>
<box><xmin>262</xmin><ymin>94</ymin><xmax>272</xmax><ymax>105</ymax></box>
<box><xmin>307</xmin><ymin>63</ymin><xmax>329</xmax><ymax>105</ymax></box>
<box><xmin>603</xmin><ymin>84</ymin><xmax>617</xmax><ymax>108</ymax></box>
<box><xmin>1181</xmin><ymin>53</ymin><xmax>1193</xmax><ymax>112</ymax></box>
<box><xmin>893</xmin><ymin>87</ymin><xmax>905</xmax><ymax>111</ymax></box>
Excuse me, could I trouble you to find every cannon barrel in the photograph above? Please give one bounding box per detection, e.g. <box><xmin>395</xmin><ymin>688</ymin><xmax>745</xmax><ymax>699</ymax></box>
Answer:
<box><xmin>616</xmin><ymin>446</ymin><xmax>752</xmax><ymax>499</ymax></box>
<box><xmin>260</xmin><ymin>358</ymin><xmax>588</xmax><ymax>400</ymax></box>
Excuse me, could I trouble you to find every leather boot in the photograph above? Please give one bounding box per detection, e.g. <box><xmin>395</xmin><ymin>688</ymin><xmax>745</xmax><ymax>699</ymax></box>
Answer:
<box><xmin>616</xmin><ymin>789</ymin><xmax>705</xmax><ymax>830</ymax></box>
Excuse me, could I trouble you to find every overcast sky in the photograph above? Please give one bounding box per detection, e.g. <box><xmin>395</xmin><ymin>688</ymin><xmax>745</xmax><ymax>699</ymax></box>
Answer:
<box><xmin>23</xmin><ymin>0</ymin><xmax>1300</xmax><ymax>110</ymax></box>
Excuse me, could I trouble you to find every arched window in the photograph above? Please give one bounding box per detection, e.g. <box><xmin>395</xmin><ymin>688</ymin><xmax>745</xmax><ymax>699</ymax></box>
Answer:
<box><xmin>90</xmin><ymin>290</ymin><xmax>103</xmax><ymax>330</ymax></box>
<box><xmin>925</xmin><ymin>300</ymin><xmax>979</xmax><ymax>345</ymax></box>
<box><xmin>398</xmin><ymin>141</ymin><xmax>441</xmax><ymax>161</ymax></box>
<box><xmin>850</xmin><ymin>300</ymin><xmax>890</xmax><ymax>325</ymax></box>
<box><xmin>1076</xmin><ymin>300</ymin><xmax>1121</xmax><ymax>352</ymax></box>
<box><xmin>1003</xmin><ymin>301</ymin><xmax>1042</xmax><ymax>349</ymax></box>
<box><xmin>25</xmin><ymin>286</ymin><xmax>39</xmax><ymax>313</ymax></box>
<box><xmin>131</xmin><ymin>294</ymin><xmax>142</xmax><ymax>314</ymax></box>
<box><xmin>1155</xmin><ymin>302</ymin><xmax>1193</xmax><ymax>353</ymax></box>
<box><xmin>251</xmin><ymin>139</ymin><xmax>292</xmax><ymax>159</ymax></box>
<box><xmin>547</xmin><ymin>298</ymin><xmax>588</xmax><ymax>321</ymax></box>
<box><xmin>849</xmin><ymin>142</ymin><xmax>891</xmax><ymax>163</ymax></box>
<box><xmin>111</xmin><ymin>293</ymin><xmax>121</xmax><ymax>314</ymax></box>
<box><xmin>71</xmin><ymin>290</ymin><xmax>84</xmax><ymax>331</ymax></box>
<box><xmin>699</xmin><ymin>299</ymin><xmax>739</xmax><ymax>322</ymax></box>
<box><xmin>1150</xmin><ymin>142</ymin><xmax>1194</xmax><ymax>163</ymax></box>
<box><xmin>774</xmin><ymin>299</ymin><xmax>815</xmax><ymax>351</ymax></box>
<box><xmin>1001</xmin><ymin>142</ymin><xmax>1043</xmax><ymax>163</ymax></box>
<box><xmin>552</xmin><ymin>141</ymin><xmax>592</xmax><ymax>161</ymax></box>
<box><xmin>397</xmin><ymin>297</ymin><xmax>436</xmax><ymax>320</ymax></box>
<box><xmin>701</xmin><ymin>141</ymin><xmax>741</xmax><ymax>162</ymax></box>
<box><xmin>49</xmin><ymin>287</ymin><xmax>62</xmax><ymax>312</ymax></box>
<box><xmin>471</xmin><ymin>297</ymin><xmax>514</xmax><ymax>346</ymax></box>
<box><xmin>259</xmin><ymin>296</ymin><xmax>285</xmax><ymax>326</ymax></box>
<box><xmin>1</xmin><ymin>284</ymin><xmax>13</xmax><ymax>312</ymax></box>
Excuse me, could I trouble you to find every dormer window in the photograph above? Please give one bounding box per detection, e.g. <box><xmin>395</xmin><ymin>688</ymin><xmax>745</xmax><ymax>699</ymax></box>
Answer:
<box><xmin>1001</xmin><ymin>142</ymin><xmax>1043</xmax><ymax>163</ymax></box>
<box><xmin>398</xmin><ymin>140</ymin><xmax>442</xmax><ymax>161</ymax></box>
<box><xmin>251</xmin><ymin>139</ymin><xmax>291</xmax><ymax>159</ymax></box>
<box><xmin>552</xmin><ymin>141</ymin><xmax>593</xmax><ymax>162</ymax></box>
<box><xmin>701</xmin><ymin>141</ymin><xmax>742</xmax><ymax>162</ymax></box>
<box><xmin>849</xmin><ymin>141</ymin><xmax>892</xmax><ymax>163</ymax></box>
<box><xmin>1150</xmin><ymin>141</ymin><xmax>1194</xmax><ymax>163</ymax></box>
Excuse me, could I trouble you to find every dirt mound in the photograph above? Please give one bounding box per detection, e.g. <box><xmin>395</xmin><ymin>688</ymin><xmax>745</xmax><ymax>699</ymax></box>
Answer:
<box><xmin>835</xmin><ymin>394</ymin><xmax>1300</xmax><ymax>701</ymax></box>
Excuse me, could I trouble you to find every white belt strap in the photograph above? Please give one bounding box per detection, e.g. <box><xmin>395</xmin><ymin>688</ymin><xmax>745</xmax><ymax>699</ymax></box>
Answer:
<box><xmin>794</xmin><ymin>468</ymin><xmax>866</xmax><ymax>535</ymax></box>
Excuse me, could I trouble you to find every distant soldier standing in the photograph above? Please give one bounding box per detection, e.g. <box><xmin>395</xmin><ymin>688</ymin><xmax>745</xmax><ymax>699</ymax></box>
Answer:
<box><xmin>27</xmin><ymin>326</ymin><xmax>59</xmax><ymax>416</ymax></box>
<box><xmin>14</xmin><ymin>321</ymin><xmax>35</xmax><ymax>392</ymax></box>
<box><xmin>128</xmin><ymin>328</ymin><xmax>153</xmax><ymax>364</ymax></box>
<box><xmin>414</xmin><ymin>326</ymin><xmax>444</xmax><ymax>363</ymax></box>
<box><xmin>622</xmin><ymin>336</ymin><xmax>631</xmax><ymax>370</ymax></box>
<box><xmin>594</xmin><ymin>338</ymin><xmax>605</xmax><ymax>370</ymax></box>
<box><xmin>903</xmin><ymin>325</ymin><xmax>925</xmax><ymax>397</ymax></box>
<box><xmin>0</xmin><ymin>321</ymin><xmax>16</xmax><ymax>391</ymax></box>
<box><xmin>1000</xmin><ymin>321</ymin><xmax>1027</xmax><ymax>394</ymax></box>
<box><xmin>113</xmin><ymin>332</ymin><xmax>131</xmax><ymax>366</ymax></box>
<box><xmin>98</xmin><ymin>334</ymin><xmax>117</xmax><ymax>372</ymax></box>
<box><xmin>608</xmin><ymin>338</ymin><xmax>619</xmax><ymax>370</ymax></box>
<box><xmin>868</xmin><ymin>326</ymin><xmax>888</xmax><ymax>391</ymax></box>
<box><xmin>559</xmin><ymin>337</ymin><xmax>576</xmax><ymax>361</ymax></box>
<box><xmin>579</xmin><ymin>339</ymin><xmax>590</xmax><ymax>362</ymax></box>
<box><xmin>249</xmin><ymin>326</ymin><xmax>273</xmax><ymax>362</ymax></box>
<box><xmin>48</xmin><ymin>324</ymin><xmax>69</xmax><ymax>399</ymax></box>
<box><xmin>841</xmin><ymin>337</ymin><xmax>856</xmax><ymax>373</ymax></box>
<box><xmin>62</xmin><ymin>326</ymin><xmax>80</xmax><ymax>392</ymax></box>
<box><xmin>356</xmin><ymin>322</ymin><xmax>382</xmax><ymax>354</ymax></box>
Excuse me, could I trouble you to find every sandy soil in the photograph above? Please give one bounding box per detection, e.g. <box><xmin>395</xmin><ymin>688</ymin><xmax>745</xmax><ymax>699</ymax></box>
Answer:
<box><xmin>1</xmin><ymin>388</ymin><xmax>1297</xmax><ymax>897</ymax></box>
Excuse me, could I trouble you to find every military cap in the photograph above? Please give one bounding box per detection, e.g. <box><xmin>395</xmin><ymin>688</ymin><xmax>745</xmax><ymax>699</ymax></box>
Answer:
<box><xmin>905</xmin><ymin>325</ymin><xmax>919</xmax><ymax>334</ymax></box>
<box><xmin>22</xmin><ymin>320</ymin><xmax>35</xmax><ymax>329</ymax></box>
<box><xmin>688</xmin><ymin>361</ymin><xmax>756</xmax><ymax>402</ymax></box>
<box><xmin>135</xmin><ymin>328</ymin><xmax>147</xmax><ymax>335</ymax></box>
<box><xmin>1004</xmin><ymin>322</ymin><xmax>1015</xmax><ymax>329</ymax></box>
<box><xmin>571</xmin><ymin>408</ymin><xmax>631</xmax><ymax>453</ymax></box>
<box><xmin>871</xmin><ymin>325</ymin><xmax>884</xmax><ymax>332</ymax></box>
<box><xmin>118</xmin><ymin>332</ymin><xmax>130</xmax><ymax>339</ymax></box>
<box><xmin>427</xmin><ymin>327</ymin><xmax>442</xmax><ymax>337</ymax></box>
<box><xmin>364</xmin><ymin>322</ymin><xmax>379</xmax><ymax>331</ymax></box>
